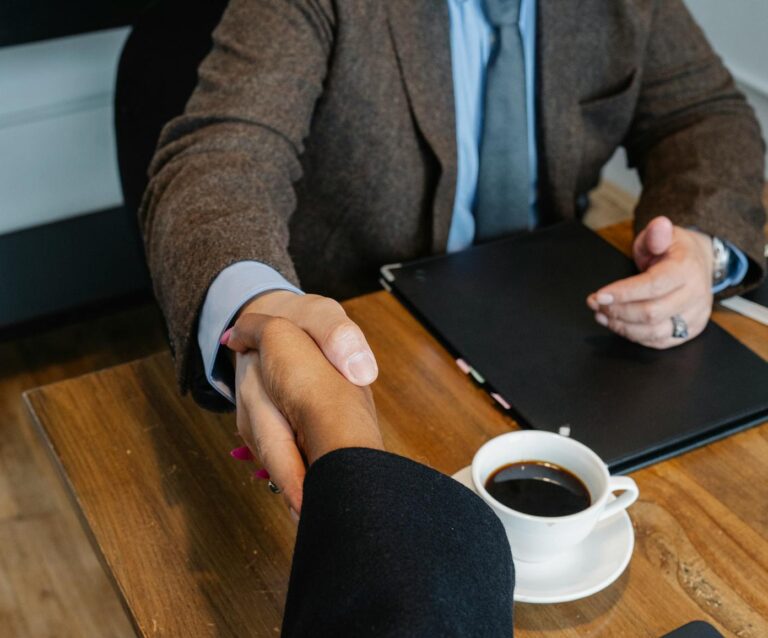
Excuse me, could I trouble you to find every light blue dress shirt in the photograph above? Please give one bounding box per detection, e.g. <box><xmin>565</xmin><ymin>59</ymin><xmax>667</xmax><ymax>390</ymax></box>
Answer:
<box><xmin>198</xmin><ymin>0</ymin><xmax>747</xmax><ymax>402</ymax></box>
<box><xmin>446</xmin><ymin>0</ymin><xmax>538</xmax><ymax>251</ymax></box>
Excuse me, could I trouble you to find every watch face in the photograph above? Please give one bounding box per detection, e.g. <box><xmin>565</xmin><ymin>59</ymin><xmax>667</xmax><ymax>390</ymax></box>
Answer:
<box><xmin>712</xmin><ymin>236</ymin><xmax>729</xmax><ymax>285</ymax></box>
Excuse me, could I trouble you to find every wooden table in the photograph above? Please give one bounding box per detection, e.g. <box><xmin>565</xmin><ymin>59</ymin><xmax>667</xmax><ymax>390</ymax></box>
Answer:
<box><xmin>25</xmin><ymin>224</ymin><xmax>768</xmax><ymax>637</ymax></box>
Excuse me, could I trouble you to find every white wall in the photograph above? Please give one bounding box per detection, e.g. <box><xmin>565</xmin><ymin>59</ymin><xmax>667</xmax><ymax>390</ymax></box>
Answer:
<box><xmin>688</xmin><ymin>0</ymin><xmax>768</xmax><ymax>97</ymax></box>
<box><xmin>604</xmin><ymin>0</ymin><xmax>768</xmax><ymax>196</ymax></box>
<box><xmin>0</xmin><ymin>28</ymin><xmax>129</xmax><ymax>235</ymax></box>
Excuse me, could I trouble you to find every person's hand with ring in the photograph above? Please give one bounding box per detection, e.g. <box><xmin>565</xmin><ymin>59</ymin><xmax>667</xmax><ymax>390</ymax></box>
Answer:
<box><xmin>222</xmin><ymin>312</ymin><xmax>384</xmax><ymax>517</ymax></box>
<box><xmin>587</xmin><ymin>216</ymin><xmax>714</xmax><ymax>348</ymax></box>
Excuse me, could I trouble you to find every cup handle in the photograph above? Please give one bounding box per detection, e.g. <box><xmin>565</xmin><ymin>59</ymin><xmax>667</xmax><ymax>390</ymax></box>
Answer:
<box><xmin>598</xmin><ymin>475</ymin><xmax>639</xmax><ymax>521</ymax></box>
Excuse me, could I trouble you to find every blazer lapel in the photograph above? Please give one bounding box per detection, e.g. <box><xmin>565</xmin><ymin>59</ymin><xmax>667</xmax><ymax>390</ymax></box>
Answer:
<box><xmin>536</xmin><ymin>0</ymin><xmax>588</xmax><ymax>222</ymax></box>
<box><xmin>386</xmin><ymin>0</ymin><xmax>457</xmax><ymax>252</ymax></box>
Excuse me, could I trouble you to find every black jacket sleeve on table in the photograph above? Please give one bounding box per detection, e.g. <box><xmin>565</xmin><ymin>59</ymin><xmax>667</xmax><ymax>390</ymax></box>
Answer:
<box><xmin>282</xmin><ymin>448</ymin><xmax>514</xmax><ymax>637</ymax></box>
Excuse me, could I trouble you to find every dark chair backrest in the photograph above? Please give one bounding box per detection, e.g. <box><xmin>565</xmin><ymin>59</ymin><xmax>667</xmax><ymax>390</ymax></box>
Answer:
<box><xmin>114</xmin><ymin>0</ymin><xmax>229</xmax><ymax>214</ymax></box>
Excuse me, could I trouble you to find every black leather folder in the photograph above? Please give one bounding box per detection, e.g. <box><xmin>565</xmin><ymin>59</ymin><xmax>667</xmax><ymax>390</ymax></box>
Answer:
<box><xmin>381</xmin><ymin>222</ymin><xmax>768</xmax><ymax>473</ymax></box>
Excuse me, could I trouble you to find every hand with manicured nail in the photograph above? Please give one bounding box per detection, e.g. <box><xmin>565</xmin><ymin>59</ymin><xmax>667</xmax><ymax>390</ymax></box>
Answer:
<box><xmin>224</xmin><ymin>312</ymin><xmax>384</xmax><ymax>514</ymax></box>
<box><xmin>230</xmin><ymin>446</ymin><xmax>254</xmax><ymax>461</ymax></box>
<box><xmin>586</xmin><ymin>216</ymin><xmax>714</xmax><ymax>349</ymax></box>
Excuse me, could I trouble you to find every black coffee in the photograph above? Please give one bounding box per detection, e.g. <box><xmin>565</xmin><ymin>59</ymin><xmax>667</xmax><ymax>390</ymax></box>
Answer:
<box><xmin>485</xmin><ymin>460</ymin><xmax>591</xmax><ymax>517</ymax></box>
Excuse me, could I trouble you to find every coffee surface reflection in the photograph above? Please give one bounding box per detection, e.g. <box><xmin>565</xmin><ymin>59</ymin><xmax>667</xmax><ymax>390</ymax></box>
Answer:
<box><xmin>485</xmin><ymin>460</ymin><xmax>591</xmax><ymax>517</ymax></box>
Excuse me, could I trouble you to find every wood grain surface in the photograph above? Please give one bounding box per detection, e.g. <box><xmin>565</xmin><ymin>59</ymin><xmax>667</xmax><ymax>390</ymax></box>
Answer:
<box><xmin>0</xmin><ymin>178</ymin><xmax>627</xmax><ymax>637</ymax></box>
<box><xmin>24</xmin><ymin>223</ymin><xmax>768</xmax><ymax>637</ymax></box>
<box><xmin>0</xmin><ymin>303</ymin><xmax>165</xmax><ymax>638</ymax></box>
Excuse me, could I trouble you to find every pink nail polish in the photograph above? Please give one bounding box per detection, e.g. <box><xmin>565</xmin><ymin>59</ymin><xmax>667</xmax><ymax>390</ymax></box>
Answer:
<box><xmin>220</xmin><ymin>328</ymin><xmax>233</xmax><ymax>346</ymax></box>
<box><xmin>253</xmin><ymin>468</ymin><xmax>270</xmax><ymax>480</ymax></box>
<box><xmin>289</xmin><ymin>507</ymin><xmax>300</xmax><ymax>523</ymax></box>
<box><xmin>596</xmin><ymin>293</ymin><xmax>614</xmax><ymax>305</ymax></box>
<box><xmin>230</xmin><ymin>446</ymin><xmax>254</xmax><ymax>461</ymax></box>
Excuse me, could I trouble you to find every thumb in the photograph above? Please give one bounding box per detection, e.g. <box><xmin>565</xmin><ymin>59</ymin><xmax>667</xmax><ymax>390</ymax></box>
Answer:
<box><xmin>634</xmin><ymin>216</ymin><xmax>674</xmax><ymax>269</ymax></box>
<box><xmin>226</xmin><ymin>305</ymin><xmax>379</xmax><ymax>387</ymax></box>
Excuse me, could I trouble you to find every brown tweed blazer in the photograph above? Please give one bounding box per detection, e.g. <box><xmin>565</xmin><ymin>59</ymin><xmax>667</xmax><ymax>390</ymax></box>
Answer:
<box><xmin>140</xmin><ymin>0</ymin><xmax>767</xmax><ymax>407</ymax></box>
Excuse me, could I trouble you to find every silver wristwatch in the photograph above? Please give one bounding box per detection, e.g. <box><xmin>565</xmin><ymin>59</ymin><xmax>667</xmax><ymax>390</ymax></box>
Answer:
<box><xmin>711</xmin><ymin>236</ymin><xmax>730</xmax><ymax>286</ymax></box>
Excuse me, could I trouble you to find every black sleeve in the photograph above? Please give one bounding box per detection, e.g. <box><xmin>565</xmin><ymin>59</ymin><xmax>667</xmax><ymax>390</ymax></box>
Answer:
<box><xmin>282</xmin><ymin>448</ymin><xmax>514</xmax><ymax>637</ymax></box>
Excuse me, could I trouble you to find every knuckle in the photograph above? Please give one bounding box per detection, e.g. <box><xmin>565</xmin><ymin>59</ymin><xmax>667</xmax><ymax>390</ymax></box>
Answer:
<box><xmin>233</xmin><ymin>311</ymin><xmax>255</xmax><ymax>331</ymax></box>
<box><xmin>260</xmin><ymin>316</ymin><xmax>293</xmax><ymax>342</ymax></box>
<box><xmin>608</xmin><ymin>319</ymin><xmax>627</xmax><ymax>338</ymax></box>
<box><xmin>649</xmin><ymin>275</ymin><xmax>666</xmax><ymax>297</ymax></box>
<box><xmin>653</xmin><ymin>322</ymin><xmax>670</xmax><ymax>342</ymax></box>
<box><xmin>326</xmin><ymin>319</ymin><xmax>362</xmax><ymax>348</ymax></box>
<box><xmin>308</xmin><ymin>295</ymin><xmax>345</xmax><ymax>316</ymax></box>
<box><xmin>643</xmin><ymin>303</ymin><xmax>660</xmax><ymax>324</ymax></box>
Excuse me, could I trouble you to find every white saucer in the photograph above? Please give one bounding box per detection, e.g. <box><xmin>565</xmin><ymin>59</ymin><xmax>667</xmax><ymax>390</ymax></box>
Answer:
<box><xmin>452</xmin><ymin>466</ymin><xmax>634</xmax><ymax>604</ymax></box>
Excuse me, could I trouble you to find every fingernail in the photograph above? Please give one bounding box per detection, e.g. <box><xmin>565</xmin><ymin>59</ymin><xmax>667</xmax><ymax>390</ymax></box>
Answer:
<box><xmin>596</xmin><ymin>293</ymin><xmax>614</xmax><ymax>305</ymax></box>
<box><xmin>289</xmin><ymin>507</ymin><xmax>300</xmax><ymax>523</ymax></box>
<box><xmin>347</xmin><ymin>351</ymin><xmax>378</xmax><ymax>384</ymax></box>
<box><xmin>253</xmin><ymin>468</ymin><xmax>270</xmax><ymax>480</ymax></box>
<box><xmin>220</xmin><ymin>328</ymin><xmax>233</xmax><ymax>346</ymax></box>
<box><xmin>230</xmin><ymin>446</ymin><xmax>254</xmax><ymax>461</ymax></box>
<box><xmin>596</xmin><ymin>313</ymin><xmax>609</xmax><ymax>327</ymax></box>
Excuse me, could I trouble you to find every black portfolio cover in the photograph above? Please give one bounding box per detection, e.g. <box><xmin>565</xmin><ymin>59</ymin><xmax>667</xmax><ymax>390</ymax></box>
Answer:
<box><xmin>744</xmin><ymin>266</ymin><xmax>768</xmax><ymax>306</ymax></box>
<box><xmin>381</xmin><ymin>222</ymin><xmax>768</xmax><ymax>473</ymax></box>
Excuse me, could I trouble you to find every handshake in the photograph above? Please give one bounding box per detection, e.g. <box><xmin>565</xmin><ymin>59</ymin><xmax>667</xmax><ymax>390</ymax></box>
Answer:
<box><xmin>222</xmin><ymin>308</ymin><xmax>383</xmax><ymax>515</ymax></box>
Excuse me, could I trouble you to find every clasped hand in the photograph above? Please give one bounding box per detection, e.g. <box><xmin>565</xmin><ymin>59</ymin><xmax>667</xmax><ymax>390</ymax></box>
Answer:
<box><xmin>223</xmin><ymin>305</ymin><xmax>383</xmax><ymax>516</ymax></box>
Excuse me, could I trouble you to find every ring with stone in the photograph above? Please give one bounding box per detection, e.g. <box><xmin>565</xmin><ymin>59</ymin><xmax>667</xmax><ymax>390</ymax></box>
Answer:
<box><xmin>671</xmin><ymin>314</ymin><xmax>689</xmax><ymax>339</ymax></box>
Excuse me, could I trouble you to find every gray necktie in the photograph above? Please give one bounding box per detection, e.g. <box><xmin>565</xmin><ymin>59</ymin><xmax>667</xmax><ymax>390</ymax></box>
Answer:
<box><xmin>474</xmin><ymin>0</ymin><xmax>530</xmax><ymax>242</ymax></box>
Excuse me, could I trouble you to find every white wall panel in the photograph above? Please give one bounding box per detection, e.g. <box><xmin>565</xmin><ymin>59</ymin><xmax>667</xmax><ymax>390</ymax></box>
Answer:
<box><xmin>0</xmin><ymin>28</ymin><xmax>129</xmax><ymax>235</ymax></box>
<box><xmin>0</xmin><ymin>105</ymin><xmax>123</xmax><ymax>233</ymax></box>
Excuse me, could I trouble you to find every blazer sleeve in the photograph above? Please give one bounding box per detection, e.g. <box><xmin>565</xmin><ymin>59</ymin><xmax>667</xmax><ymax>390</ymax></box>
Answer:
<box><xmin>282</xmin><ymin>448</ymin><xmax>514</xmax><ymax>638</ymax></box>
<box><xmin>625</xmin><ymin>0</ymin><xmax>766</xmax><ymax>296</ymax></box>
<box><xmin>138</xmin><ymin>0</ymin><xmax>335</xmax><ymax>408</ymax></box>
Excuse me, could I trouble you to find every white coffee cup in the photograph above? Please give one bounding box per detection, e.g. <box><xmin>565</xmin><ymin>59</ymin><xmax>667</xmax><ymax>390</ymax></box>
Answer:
<box><xmin>471</xmin><ymin>430</ymin><xmax>639</xmax><ymax>563</ymax></box>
